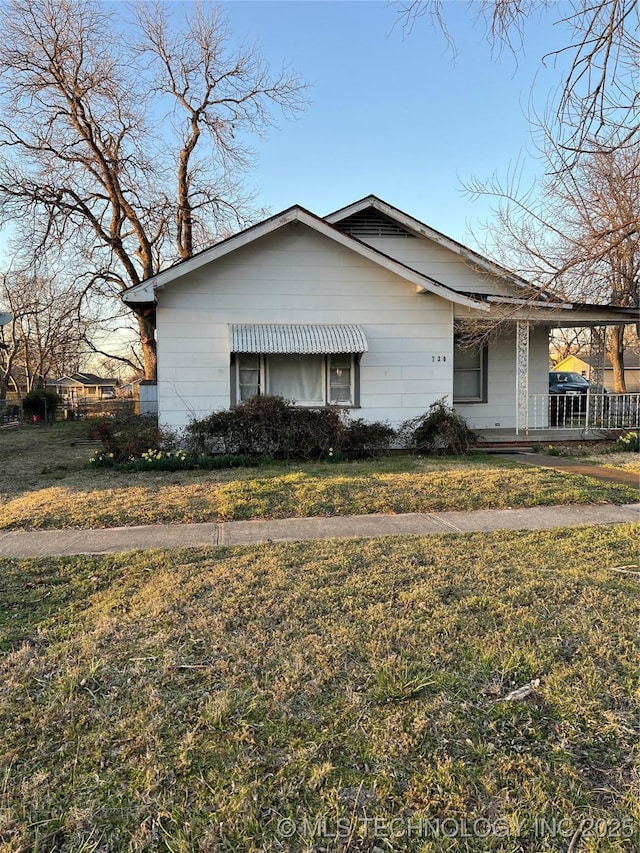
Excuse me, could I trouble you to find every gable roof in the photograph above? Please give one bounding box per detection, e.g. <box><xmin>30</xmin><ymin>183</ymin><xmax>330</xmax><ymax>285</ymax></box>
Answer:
<box><xmin>122</xmin><ymin>204</ymin><xmax>489</xmax><ymax>312</ymax></box>
<box><xmin>49</xmin><ymin>373</ymin><xmax>116</xmax><ymax>387</ymax></box>
<box><xmin>326</xmin><ymin>195</ymin><xmax>538</xmax><ymax>293</ymax></box>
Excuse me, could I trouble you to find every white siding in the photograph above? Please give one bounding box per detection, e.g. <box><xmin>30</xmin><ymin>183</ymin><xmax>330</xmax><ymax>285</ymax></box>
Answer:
<box><xmin>358</xmin><ymin>235</ymin><xmax>526</xmax><ymax>297</ymax></box>
<box><xmin>157</xmin><ymin>223</ymin><xmax>455</xmax><ymax>430</ymax></box>
<box><xmin>454</xmin><ymin>325</ymin><xmax>549</xmax><ymax>430</ymax></box>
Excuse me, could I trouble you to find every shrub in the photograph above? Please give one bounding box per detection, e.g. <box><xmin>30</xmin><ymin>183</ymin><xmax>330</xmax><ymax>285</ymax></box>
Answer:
<box><xmin>183</xmin><ymin>408</ymin><xmax>239</xmax><ymax>456</ymax></box>
<box><xmin>88</xmin><ymin>415</ymin><xmax>169</xmax><ymax>463</ymax></box>
<box><xmin>22</xmin><ymin>389</ymin><xmax>62</xmax><ymax>422</ymax></box>
<box><xmin>341</xmin><ymin>418</ymin><xmax>396</xmax><ymax>459</ymax></box>
<box><xmin>185</xmin><ymin>396</ymin><xmax>344</xmax><ymax>461</ymax></box>
<box><xmin>401</xmin><ymin>398</ymin><xmax>476</xmax><ymax>455</ymax></box>
<box><xmin>283</xmin><ymin>404</ymin><xmax>344</xmax><ymax>460</ymax></box>
<box><xmin>615</xmin><ymin>431</ymin><xmax>639</xmax><ymax>453</ymax></box>
<box><xmin>194</xmin><ymin>453</ymin><xmax>258</xmax><ymax>470</ymax></box>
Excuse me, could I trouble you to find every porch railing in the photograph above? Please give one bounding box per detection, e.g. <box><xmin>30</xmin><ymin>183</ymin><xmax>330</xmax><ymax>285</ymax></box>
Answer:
<box><xmin>528</xmin><ymin>392</ymin><xmax>640</xmax><ymax>430</ymax></box>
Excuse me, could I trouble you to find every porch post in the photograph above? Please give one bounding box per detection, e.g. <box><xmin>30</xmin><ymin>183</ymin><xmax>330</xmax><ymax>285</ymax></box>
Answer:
<box><xmin>516</xmin><ymin>320</ymin><xmax>530</xmax><ymax>435</ymax></box>
<box><xmin>589</xmin><ymin>326</ymin><xmax>606</xmax><ymax>389</ymax></box>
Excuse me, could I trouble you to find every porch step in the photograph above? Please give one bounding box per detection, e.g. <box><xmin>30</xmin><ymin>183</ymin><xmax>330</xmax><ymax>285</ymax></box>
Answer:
<box><xmin>473</xmin><ymin>437</ymin><xmax>611</xmax><ymax>453</ymax></box>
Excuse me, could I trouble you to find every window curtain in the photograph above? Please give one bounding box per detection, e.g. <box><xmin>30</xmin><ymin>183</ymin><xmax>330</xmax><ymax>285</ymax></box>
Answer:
<box><xmin>268</xmin><ymin>354</ymin><xmax>324</xmax><ymax>404</ymax></box>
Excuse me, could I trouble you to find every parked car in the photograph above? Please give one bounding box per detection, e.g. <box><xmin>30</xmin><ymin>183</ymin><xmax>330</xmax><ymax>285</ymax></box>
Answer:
<box><xmin>549</xmin><ymin>371</ymin><xmax>609</xmax><ymax>425</ymax></box>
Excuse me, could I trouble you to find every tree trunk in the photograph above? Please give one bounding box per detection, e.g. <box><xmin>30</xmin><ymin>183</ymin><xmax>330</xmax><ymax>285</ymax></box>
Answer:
<box><xmin>137</xmin><ymin>314</ymin><xmax>157</xmax><ymax>381</ymax></box>
<box><xmin>608</xmin><ymin>326</ymin><xmax>627</xmax><ymax>392</ymax></box>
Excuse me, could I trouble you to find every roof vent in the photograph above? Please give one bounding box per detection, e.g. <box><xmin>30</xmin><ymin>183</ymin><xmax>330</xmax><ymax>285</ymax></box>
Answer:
<box><xmin>334</xmin><ymin>209</ymin><xmax>415</xmax><ymax>238</ymax></box>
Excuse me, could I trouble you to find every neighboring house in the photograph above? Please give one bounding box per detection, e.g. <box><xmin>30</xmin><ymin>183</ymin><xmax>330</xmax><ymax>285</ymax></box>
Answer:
<box><xmin>122</xmin><ymin>196</ymin><xmax>637</xmax><ymax>434</ymax></box>
<box><xmin>5</xmin><ymin>367</ymin><xmax>45</xmax><ymax>395</ymax></box>
<box><xmin>119</xmin><ymin>376</ymin><xmax>145</xmax><ymax>396</ymax></box>
<box><xmin>46</xmin><ymin>372</ymin><xmax>117</xmax><ymax>402</ymax></box>
<box><xmin>553</xmin><ymin>350</ymin><xmax>640</xmax><ymax>393</ymax></box>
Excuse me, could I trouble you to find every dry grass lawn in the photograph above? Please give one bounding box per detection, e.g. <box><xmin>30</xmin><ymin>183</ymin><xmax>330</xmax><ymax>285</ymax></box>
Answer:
<box><xmin>1</xmin><ymin>422</ymin><xmax>638</xmax><ymax>851</ymax></box>
<box><xmin>0</xmin><ymin>422</ymin><xmax>638</xmax><ymax>530</ymax></box>
<box><xmin>1</xmin><ymin>526</ymin><xmax>638</xmax><ymax>852</ymax></box>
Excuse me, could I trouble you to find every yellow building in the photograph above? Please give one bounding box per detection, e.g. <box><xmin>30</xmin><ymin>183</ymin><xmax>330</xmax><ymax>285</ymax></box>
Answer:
<box><xmin>553</xmin><ymin>350</ymin><xmax>640</xmax><ymax>392</ymax></box>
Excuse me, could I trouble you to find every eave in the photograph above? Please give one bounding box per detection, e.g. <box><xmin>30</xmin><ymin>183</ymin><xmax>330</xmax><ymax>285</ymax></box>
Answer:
<box><xmin>454</xmin><ymin>298</ymin><xmax>638</xmax><ymax>326</ymax></box>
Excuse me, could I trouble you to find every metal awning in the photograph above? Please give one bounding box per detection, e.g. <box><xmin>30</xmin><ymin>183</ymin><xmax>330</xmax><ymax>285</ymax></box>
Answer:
<box><xmin>229</xmin><ymin>324</ymin><xmax>368</xmax><ymax>354</ymax></box>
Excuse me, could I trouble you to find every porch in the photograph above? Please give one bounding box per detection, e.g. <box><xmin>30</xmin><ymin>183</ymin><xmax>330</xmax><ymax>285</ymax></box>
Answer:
<box><xmin>527</xmin><ymin>391</ymin><xmax>640</xmax><ymax>431</ymax></box>
<box><xmin>474</xmin><ymin>391</ymin><xmax>639</xmax><ymax>446</ymax></box>
<box><xmin>453</xmin><ymin>305</ymin><xmax>639</xmax><ymax>437</ymax></box>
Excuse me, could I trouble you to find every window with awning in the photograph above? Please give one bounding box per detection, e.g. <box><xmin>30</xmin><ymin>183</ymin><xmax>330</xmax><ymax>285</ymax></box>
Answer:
<box><xmin>229</xmin><ymin>324</ymin><xmax>367</xmax><ymax>407</ymax></box>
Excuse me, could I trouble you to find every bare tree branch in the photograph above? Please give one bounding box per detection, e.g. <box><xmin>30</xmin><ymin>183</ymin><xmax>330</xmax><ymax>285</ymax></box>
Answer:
<box><xmin>462</xmin><ymin>139</ymin><xmax>640</xmax><ymax>389</ymax></box>
<box><xmin>0</xmin><ymin>271</ymin><xmax>93</xmax><ymax>393</ymax></box>
<box><xmin>0</xmin><ymin>0</ymin><xmax>308</xmax><ymax>378</ymax></box>
<box><xmin>395</xmin><ymin>0</ymin><xmax>639</xmax><ymax>155</ymax></box>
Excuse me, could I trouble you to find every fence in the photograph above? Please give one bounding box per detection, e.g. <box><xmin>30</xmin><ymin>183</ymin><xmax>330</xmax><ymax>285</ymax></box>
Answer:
<box><xmin>0</xmin><ymin>399</ymin><xmax>21</xmax><ymax>424</ymax></box>
<box><xmin>528</xmin><ymin>392</ymin><xmax>640</xmax><ymax>431</ymax></box>
<box><xmin>1</xmin><ymin>397</ymin><xmax>146</xmax><ymax>423</ymax></box>
<box><xmin>68</xmin><ymin>399</ymin><xmax>139</xmax><ymax>419</ymax></box>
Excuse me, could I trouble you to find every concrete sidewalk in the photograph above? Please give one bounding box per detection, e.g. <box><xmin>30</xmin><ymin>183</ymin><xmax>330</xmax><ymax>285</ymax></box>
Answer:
<box><xmin>0</xmin><ymin>502</ymin><xmax>638</xmax><ymax>558</ymax></box>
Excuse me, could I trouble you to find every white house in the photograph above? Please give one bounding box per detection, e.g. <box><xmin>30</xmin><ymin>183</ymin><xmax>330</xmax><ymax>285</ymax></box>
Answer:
<box><xmin>122</xmin><ymin>196</ymin><xmax>637</xmax><ymax>435</ymax></box>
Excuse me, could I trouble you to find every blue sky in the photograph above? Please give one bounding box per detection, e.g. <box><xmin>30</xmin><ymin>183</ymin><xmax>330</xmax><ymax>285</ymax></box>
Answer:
<box><xmin>215</xmin><ymin>0</ymin><xmax>572</xmax><ymax>245</ymax></box>
<box><xmin>0</xmin><ymin>1</ymin><xmax>573</xmax><ymax>263</ymax></box>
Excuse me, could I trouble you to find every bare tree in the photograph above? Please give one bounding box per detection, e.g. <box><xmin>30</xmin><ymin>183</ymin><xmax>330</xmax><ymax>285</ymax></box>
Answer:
<box><xmin>465</xmin><ymin>142</ymin><xmax>640</xmax><ymax>390</ymax></box>
<box><xmin>396</xmin><ymin>1</ymin><xmax>639</xmax><ymax>387</ymax></box>
<box><xmin>0</xmin><ymin>272</ymin><xmax>90</xmax><ymax>395</ymax></box>
<box><xmin>0</xmin><ymin>0</ymin><xmax>307</xmax><ymax>379</ymax></box>
<box><xmin>549</xmin><ymin>328</ymin><xmax>592</xmax><ymax>365</ymax></box>
<box><xmin>395</xmin><ymin>0</ymin><xmax>640</xmax><ymax>157</ymax></box>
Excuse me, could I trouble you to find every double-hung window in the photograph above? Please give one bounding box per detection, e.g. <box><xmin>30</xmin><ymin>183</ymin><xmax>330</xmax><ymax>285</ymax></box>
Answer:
<box><xmin>453</xmin><ymin>338</ymin><xmax>488</xmax><ymax>403</ymax></box>
<box><xmin>238</xmin><ymin>354</ymin><xmax>262</xmax><ymax>401</ymax></box>
<box><xmin>328</xmin><ymin>354</ymin><xmax>353</xmax><ymax>404</ymax></box>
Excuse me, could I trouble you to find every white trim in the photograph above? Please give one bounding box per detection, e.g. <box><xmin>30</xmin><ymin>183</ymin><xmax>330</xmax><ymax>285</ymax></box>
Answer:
<box><xmin>486</xmin><ymin>296</ymin><xmax>572</xmax><ymax>309</ymax></box>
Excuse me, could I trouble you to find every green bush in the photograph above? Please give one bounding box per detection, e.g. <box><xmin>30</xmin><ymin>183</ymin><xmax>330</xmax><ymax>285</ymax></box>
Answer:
<box><xmin>615</xmin><ymin>431</ymin><xmax>639</xmax><ymax>453</ymax></box>
<box><xmin>194</xmin><ymin>453</ymin><xmax>259</xmax><ymax>470</ymax></box>
<box><xmin>21</xmin><ymin>389</ymin><xmax>62</xmax><ymax>422</ymax></box>
<box><xmin>402</xmin><ymin>398</ymin><xmax>476</xmax><ymax>455</ymax></box>
<box><xmin>88</xmin><ymin>449</ymin><xmax>259</xmax><ymax>472</ymax></box>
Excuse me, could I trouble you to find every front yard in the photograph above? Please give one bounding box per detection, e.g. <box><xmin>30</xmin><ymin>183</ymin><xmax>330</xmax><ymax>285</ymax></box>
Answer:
<box><xmin>1</xmin><ymin>421</ymin><xmax>638</xmax><ymax>851</ymax></box>
<box><xmin>0</xmin><ymin>422</ymin><xmax>637</xmax><ymax>530</ymax></box>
